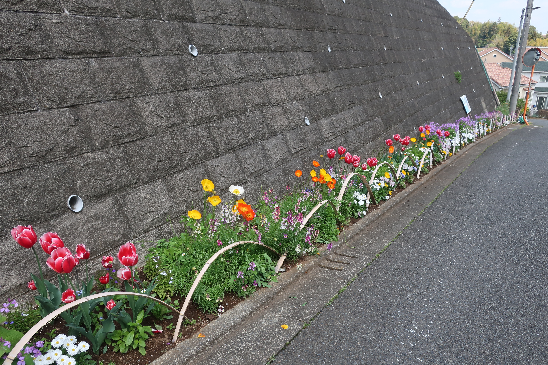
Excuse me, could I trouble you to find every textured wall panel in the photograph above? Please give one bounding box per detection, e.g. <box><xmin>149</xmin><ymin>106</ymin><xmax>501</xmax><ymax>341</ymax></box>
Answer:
<box><xmin>0</xmin><ymin>0</ymin><xmax>497</xmax><ymax>300</ymax></box>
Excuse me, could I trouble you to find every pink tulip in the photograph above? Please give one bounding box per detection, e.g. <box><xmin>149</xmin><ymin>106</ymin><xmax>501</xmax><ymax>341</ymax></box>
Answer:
<box><xmin>418</xmin><ymin>126</ymin><xmax>424</xmax><ymax>132</ymax></box>
<box><xmin>361</xmin><ymin>163</ymin><xmax>368</xmax><ymax>171</ymax></box>
<box><xmin>28</xmin><ymin>281</ymin><xmax>37</xmax><ymax>290</ymax></box>
<box><xmin>106</xmin><ymin>299</ymin><xmax>116</xmax><ymax>310</ymax></box>
<box><xmin>385</xmin><ymin>139</ymin><xmax>393</xmax><ymax>146</ymax></box>
<box><xmin>11</xmin><ymin>225</ymin><xmax>38</xmax><ymax>249</ymax></box>
<box><xmin>62</xmin><ymin>288</ymin><xmax>76</xmax><ymax>304</ymax></box>
<box><xmin>99</xmin><ymin>273</ymin><xmax>110</xmax><ymax>285</ymax></box>
<box><xmin>344</xmin><ymin>152</ymin><xmax>353</xmax><ymax>164</ymax></box>
<box><xmin>76</xmin><ymin>244</ymin><xmax>90</xmax><ymax>260</ymax></box>
<box><xmin>337</xmin><ymin>146</ymin><xmax>346</xmax><ymax>156</ymax></box>
<box><xmin>117</xmin><ymin>267</ymin><xmax>132</xmax><ymax>281</ymax></box>
<box><xmin>102</xmin><ymin>256</ymin><xmax>114</xmax><ymax>269</ymax></box>
<box><xmin>326</xmin><ymin>149</ymin><xmax>336</xmax><ymax>159</ymax></box>
<box><xmin>393</xmin><ymin>134</ymin><xmax>401</xmax><ymax>141</ymax></box>
<box><xmin>39</xmin><ymin>232</ymin><xmax>64</xmax><ymax>255</ymax></box>
<box><xmin>46</xmin><ymin>247</ymin><xmax>77</xmax><ymax>274</ymax></box>
<box><xmin>118</xmin><ymin>242</ymin><xmax>138</xmax><ymax>267</ymax></box>
<box><xmin>444</xmin><ymin>131</ymin><xmax>450</xmax><ymax>137</ymax></box>
<box><xmin>436</xmin><ymin>129</ymin><xmax>442</xmax><ymax>136</ymax></box>
<box><xmin>353</xmin><ymin>161</ymin><xmax>360</xmax><ymax>168</ymax></box>
<box><xmin>352</xmin><ymin>155</ymin><xmax>360</xmax><ymax>163</ymax></box>
<box><xmin>367</xmin><ymin>158</ymin><xmax>378</xmax><ymax>168</ymax></box>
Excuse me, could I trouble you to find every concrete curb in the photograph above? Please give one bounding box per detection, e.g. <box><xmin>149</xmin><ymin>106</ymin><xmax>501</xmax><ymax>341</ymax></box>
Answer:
<box><xmin>151</xmin><ymin>124</ymin><xmax>517</xmax><ymax>365</ymax></box>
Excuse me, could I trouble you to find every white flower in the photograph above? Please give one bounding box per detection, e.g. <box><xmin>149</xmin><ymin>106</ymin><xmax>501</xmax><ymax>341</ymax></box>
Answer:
<box><xmin>34</xmin><ymin>355</ymin><xmax>47</xmax><ymax>364</ymax></box>
<box><xmin>229</xmin><ymin>185</ymin><xmax>244</xmax><ymax>196</ymax></box>
<box><xmin>358</xmin><ymin>200</ymin><xmax>364</xmax><ymax>206</ymax></box>
<box><xmin>66</xmin><ymin>345</ymin><xmax>79</xmax><ymax>356</ymax></box>
<box><xmin>57</xmin><ymin>355</ymin><xmax>69</xmax><ymax>364</ymax></box>
<box><xmin>77</xmin><ymin>341</ymin><xmax>90</xmax><ymax>353</ymax></box>
<box><xmin>48</xmin><ymin>348</ymin><xmax>62</xmax><ymax>361</ymax></box>
<box><xmin>51</xmin><ymin>334</ymin><xmax>67</xmax><ymax>348</ymax></box>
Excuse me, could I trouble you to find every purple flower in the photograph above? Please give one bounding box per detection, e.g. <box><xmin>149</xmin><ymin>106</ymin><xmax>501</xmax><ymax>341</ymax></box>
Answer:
<box><xmin>327</xmin><ymin>243</ymin><xmax>333</xmax><ymax>251</ymax></box>
<box><xmin>253</xmin><ymin>280</ymin><xmax>258</xmax><ymax>287</ymax></box>
<box><xmin>237</xmin><ymin>271</ymin><xmax>244</xmax><ymax>279</ymax></box>
<box><xmin>217</xmin><ymin>240</ymin><xmax>222</xmax><ymax>246</ymax></box>
<box><xmin>248</xmin><ymin>262</ymin><xmax>256</xmax><ymax>271</ymax></box>
<box><xmin>3</xmin><ymin>340</ymin><xmax>11</xmax><ymax>348</ymax></box>
<box><xmin>35</xmin><ymin>341</ymin><xmax>44</xmax><ymax>348</ymax></box>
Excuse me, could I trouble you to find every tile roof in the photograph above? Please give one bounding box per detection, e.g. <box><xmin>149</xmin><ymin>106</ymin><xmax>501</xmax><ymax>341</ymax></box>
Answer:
<box><xmin>484</xmin><ymin>63</ymin><xmax>537</xmax><ymax>87</ymax></box>
<box><xmin>501</xmin><ymin>61</ymin><xmax>548</xmax><ymax>73</ymax></box>
<box><xmin>478</xmin><ymin>47</ymin><xmax>513</xmax><ymax>60</ymax></box>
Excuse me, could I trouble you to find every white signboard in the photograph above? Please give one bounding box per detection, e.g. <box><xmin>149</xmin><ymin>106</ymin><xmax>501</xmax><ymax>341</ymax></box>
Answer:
<box><xmin>460</xmin><ymin>95</ymin><xmax>471</xmax><ymax>114</ymax></box>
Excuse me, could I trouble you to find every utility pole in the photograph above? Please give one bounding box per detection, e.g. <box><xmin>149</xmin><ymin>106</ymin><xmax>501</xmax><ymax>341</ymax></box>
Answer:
<box><xmin>509</xmin><ymin>0</ymin><xmax>534</xmax><ymax>115</ymax></box>
<box><xmin>507</xmin><ymin>8</ymin><xmax>525</xmax><ymax>103</ymax></box>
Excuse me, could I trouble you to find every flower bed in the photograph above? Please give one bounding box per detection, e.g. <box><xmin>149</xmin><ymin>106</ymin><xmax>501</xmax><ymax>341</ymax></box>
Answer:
<box><xmin>2</xmin><ymin>111</ymin><xmax>514</xmax><ymax>365</ymax></box>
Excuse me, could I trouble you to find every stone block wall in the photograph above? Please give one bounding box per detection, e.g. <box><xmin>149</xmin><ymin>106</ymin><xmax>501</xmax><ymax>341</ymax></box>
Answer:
<box><xmin>0</xmin><ymin>0</ymin><xmax>496</xmax><ymax>300</ymax></box>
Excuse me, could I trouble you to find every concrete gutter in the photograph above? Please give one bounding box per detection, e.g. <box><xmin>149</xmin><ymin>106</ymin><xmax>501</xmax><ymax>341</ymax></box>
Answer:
<box><xmin>152</xmin><ymin>124</ymin><xmax>520</xmax><ymax>365</ymax></box>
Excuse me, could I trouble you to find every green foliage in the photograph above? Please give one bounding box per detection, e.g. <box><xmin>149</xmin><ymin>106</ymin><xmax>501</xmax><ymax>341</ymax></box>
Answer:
<box><xmin>454</xmin><ymin>71</ymin><xmax>462</xmax><ymax>83</ymax></box>
<box><xmin>496</xmin><ymin>90</ymin><xmax>508</xmax><ymax>102</ymax></box>
<box><xmin>151</xmin><ymin>297</ymin><xmax>178</xmax><ymax>320</ymax></box>
<box><xmin>105</xmin><ymin>310</ymin><xmax>152</xmax><ymax>356</ymax></box>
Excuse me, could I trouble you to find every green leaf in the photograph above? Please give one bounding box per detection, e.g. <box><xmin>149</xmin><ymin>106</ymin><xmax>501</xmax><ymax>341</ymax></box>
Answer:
<box><xmin>0</xmin><ymin>327</ymin><xmax>24</xmax><ymax>344</ymax></box>
<box><xmin>138</xmin><ymin>346</ymin><xmax>146</xmax><ymax>356</ymax></box>
<box><xmin>102</xmin><ymin>317</ymin><xmax>115</xmax><ymax>333</ymax></box>
<box><xmin>31</xmin><ymin>273</ymin><xmax>47</xmax><ymax>298</ymax></box>
<box><xmin>139</xmin><ymin>339</ymin><xmax>146</xmax><ymax>348</ymax></box>
<box><xmin>44</xmin><ymin>279</ymin><xmax>61</xmax><ymax>307</ymax></box>
<box><xmin>119</xmin><ymin>343</ymin><xmax>127</xmax><ymax>353</ymax></box>
<box><xmin>124</xmin><ymin>331</ymin><xmax>135</xmax><ymax>346</ymax></box>
<box><xmin>136</xmin><ymin>310</ymin><xmax>144</xmax><ymax>324</ymax></box>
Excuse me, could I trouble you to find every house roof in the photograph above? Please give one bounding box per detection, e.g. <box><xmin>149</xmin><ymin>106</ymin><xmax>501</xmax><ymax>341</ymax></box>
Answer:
<box><xmin>501</xmin><ymin>61</ymin><xmax>548</xmax><ymax>73</ymax></box>
<box><xmin>484</xmin><ymin>63</ymin><xmax>537</xmax><ymax>87</ymax></box>
<box><xmin>535</xmin><ymin>87</ymin><xmax>548</xmax><ymax>93</ymax></box>
<box><xmin>478</xmin><ymin>47</ymin><xmax>513</xmax><ymax>60</ymax></box>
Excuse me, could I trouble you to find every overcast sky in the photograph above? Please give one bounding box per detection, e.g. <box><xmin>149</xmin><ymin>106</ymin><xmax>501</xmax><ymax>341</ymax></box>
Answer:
<box><xmin>436</xmin><ymin>0</ymin><xmax>547</xmax><ymax>33</ymax></box>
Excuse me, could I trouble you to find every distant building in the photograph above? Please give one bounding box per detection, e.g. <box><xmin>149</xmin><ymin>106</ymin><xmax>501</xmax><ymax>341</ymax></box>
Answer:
<box><xmin>501</xmin><ymin>62</ymin><xmax>548</xmax><ymax>111</ymax></box>
<box><xmin>477</xmin><ymin>48</ymin><xmax>513</xmax><ymax>64</ymax></box>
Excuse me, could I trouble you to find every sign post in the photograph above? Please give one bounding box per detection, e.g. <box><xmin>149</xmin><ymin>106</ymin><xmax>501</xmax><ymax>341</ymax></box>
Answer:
<box><xmin>521</xmin><ymin>48</ymin><xmax>541</xmax><ymax>125</ymax></box>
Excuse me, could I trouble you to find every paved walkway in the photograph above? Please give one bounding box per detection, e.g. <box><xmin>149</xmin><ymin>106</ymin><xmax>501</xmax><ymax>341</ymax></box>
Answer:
<box><xmin>273</xmin><ymin>119</ymin><xmax>548</xmax><ymax>364</ymax></box>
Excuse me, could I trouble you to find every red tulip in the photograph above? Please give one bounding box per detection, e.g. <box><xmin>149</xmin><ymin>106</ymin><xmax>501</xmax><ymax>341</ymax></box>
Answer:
<box><xmin>385</xmin><ymin>139</ymin><xmax>393</xmax><ymax>146</ymax></box>
<box><xmin>337</xmin><ymin>146</ymin><xmax>346</xmax><ymax>156</ymax></box>
<box><xmin>444</xmin><ymin>131</ymin><xmax>450</xmax><ymax>137</ymax></box>
<box><xmin>436</xmin><ymin>129</ymin><xmax>442</xmax><ymax>136</ymax></box>
<box><xmin>353</xmin><ymin>161</ymin><xmax>360</xmax><ymax>168</ymax></box>
<box><xmin>326</xmin><ymin>149</ymin><xmax>336</xmax><ymax>159</ymax></box>
<box><xmin>28</xmin><ymin>280</ymin><xmax>37</xmax><ymax>290</ymax></box>
<box><xmin>117</xmin><ymin>267</ymin><xmax>132</xmax><ymax>281</ymax></box>
<box><xmin>11</xmin><ymin>225</ymin><xmax>38</xmax><ymax>249</ymax></box>
<box><xmin>401</xmin><ymin>138</ymin><xmax>410</xmax><ymax>146</ymax></box>
<box><xmin>344</xmin><ymin>152</ymin><xmax>353</xmax><ymax>164</ymax></box>
<box><xmin>393</xmin><ymin>134</ymin><xmax>401</xmax><ymax>141</ymax></box>
<box><xmin>76</xmin><ymin>244</ymin><xmax>90</xmax><ymax>260</ymax></box>
<box><xmin>401</xmin><ymin>147</ymin><xmax>406</xmax><ymax>151</ymax></box>
<box><xmin>99</xmin><ymin>273</ymin><xmax>110</xmax><ymax>285</ymax></box>
<box><xmin>367</xmin><ymin>157</ymin><xmax>378</xmax><ymax>168</ymax></box>
<box><xmin>39</xmin><ymin>232</ymin><xmax>64</xmax><ymax>255</ymax></box>
<box><xmin>352</xmin><ymin>155</ymin><xmax>360</xmax><ymax>163</ymax></box>
<box><xmin>102</xmin><ymin>256</ymin><xmax>114</xmax><ymax>269</ymax></box>
<box><xmin>361</xmin><ymin>163</ymin><xmax>368</xmax><ymax>171</ymax></box>
<box><xmin>118</xmin><ymin>242</ymin><xmax>138</xmax><ymax>267</ymax></box>
<box><xmin>106</xmin><ymin>299</ymin><xmax>116</xmax><ymax>310</ymax></box>
<box><xmin>425</xmin><ymin>125</ymin><xmax>431</xmax><ymax>131</ymax></box>
<box><xmin>418</xmin><ymin>126</ymin><xmax>424</xmax><ymax>132</ymax></box>
<box><xmin>61</xmin><ymin>288</ymin><xmax>76</xmax><ymax>304</ymax></box>
<box><xmin>46</xmin><ymin>247</ymin><xmax>77</xmax><ymax>274</ymax></box>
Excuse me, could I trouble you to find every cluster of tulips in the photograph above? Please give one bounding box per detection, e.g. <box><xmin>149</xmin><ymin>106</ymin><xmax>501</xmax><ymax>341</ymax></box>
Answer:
<box><xmin>11</xmin><ymin>225</ymin><xmax>140</xmax><ymax>304</ymax></box>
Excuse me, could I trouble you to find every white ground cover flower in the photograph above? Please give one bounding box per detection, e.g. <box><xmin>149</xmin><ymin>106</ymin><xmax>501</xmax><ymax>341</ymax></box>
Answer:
<box><xmin>51</xmin><ymin>335</ymin><xmax>67</xmax><ymax>348</ymax></box>
<box><xmin>77</xmin><ymin>341</ymin><xmax>90</xmax><ymax>353</ymax></box>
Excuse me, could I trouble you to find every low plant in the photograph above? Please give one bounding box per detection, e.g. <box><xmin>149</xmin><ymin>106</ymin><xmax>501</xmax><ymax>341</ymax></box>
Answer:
<box><xmin>105</xmin><ymin>310</ymin><xmax>152</xmax><ymax>355</ymax></box>
<box><xmin>454</xmin><ymin>71</ymin><xmax>462</xmax><ymax>83</ymax></box>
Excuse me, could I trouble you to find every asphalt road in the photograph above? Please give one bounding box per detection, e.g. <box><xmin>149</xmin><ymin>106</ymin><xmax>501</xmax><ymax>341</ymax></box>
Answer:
<box><xmin>273</xmin><ymin>120</ymin><xmax>548</xmax><ymax>364</ymax></box>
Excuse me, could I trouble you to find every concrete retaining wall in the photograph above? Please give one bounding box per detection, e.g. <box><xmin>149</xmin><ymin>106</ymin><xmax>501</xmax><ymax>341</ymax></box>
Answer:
<box><xmin>0</xmin><ymin>0</ymin><xmax>496</xmax><ymax>300</ymax></box>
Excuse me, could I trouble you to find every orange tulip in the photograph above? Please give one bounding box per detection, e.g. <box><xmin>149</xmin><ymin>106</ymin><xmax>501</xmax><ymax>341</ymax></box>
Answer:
<box><xmin>295</xmin><ymin>170</ymin><xmax>302</xmax><ymax>177</ymax></box>
<box><xmin>388</xmin><ymin>146</ymin><xmax>394</xmax><ymax>154</ymax></box>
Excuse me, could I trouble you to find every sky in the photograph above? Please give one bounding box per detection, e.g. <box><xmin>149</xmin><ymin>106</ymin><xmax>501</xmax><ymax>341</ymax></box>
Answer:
<box><xmin>436</xmin><ymin>0</ymin><xmax>548</xmax><ymax>33</ymax></box>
